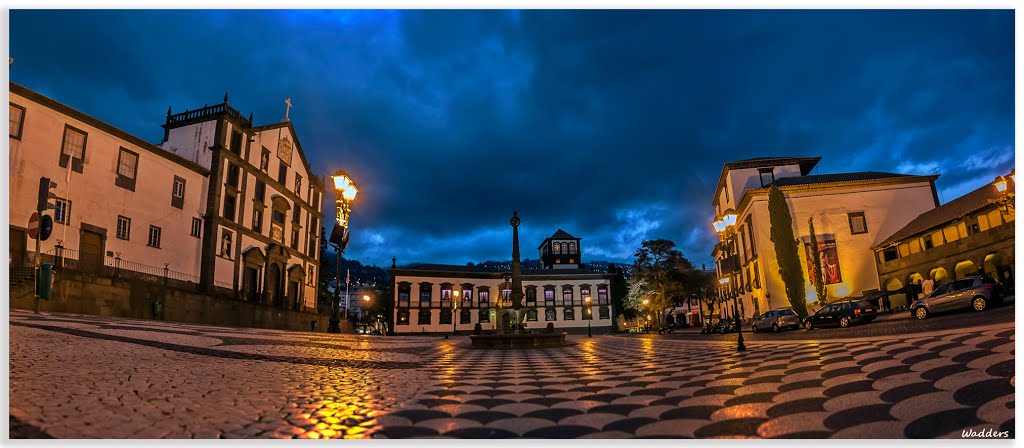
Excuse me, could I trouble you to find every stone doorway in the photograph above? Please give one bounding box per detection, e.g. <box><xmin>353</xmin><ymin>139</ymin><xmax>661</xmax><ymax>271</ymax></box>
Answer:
<box><xmin>79</xmin><ymin>227</ymin><xmax>104</xmax><ymax>274</ymax></box>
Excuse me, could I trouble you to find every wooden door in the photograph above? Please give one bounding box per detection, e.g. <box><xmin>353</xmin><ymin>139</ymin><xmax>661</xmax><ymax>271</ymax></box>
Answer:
<box><xmin>79</xmin><ymin>230</ymin><xmax>104</xmax><ymax>274</ymax></box>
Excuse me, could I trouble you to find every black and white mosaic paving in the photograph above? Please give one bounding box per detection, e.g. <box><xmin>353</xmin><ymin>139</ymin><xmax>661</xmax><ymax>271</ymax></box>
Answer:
<box><xmin>9</xmin><ymin>310</ymin><xmax>1014</xmax><ymax>439</ymax></box>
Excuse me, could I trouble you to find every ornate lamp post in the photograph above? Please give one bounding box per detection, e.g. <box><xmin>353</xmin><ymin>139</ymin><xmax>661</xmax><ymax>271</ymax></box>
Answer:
<box><xmin>714</xmin><ymin>212</ymin><xmax>746</xmax><ymax>352</ymax></box>
<box><xmin>585</xmin><ymin>295</ymin><xmax>592</xmax><ymax>337</ymax></box>
<box><xmin>991</xmin><ymin>171</ymin><xmax>1015</xmax><ymax>216</ymax></box>
<box><xmin>452</xmin><ymin>289</ymin><xmax>460</xmax><ymax>336</ymax></box>
<box><xmin>328</xmin><ymin>170</ymin><xmax>358</xmax><ymax>334</ymax></box>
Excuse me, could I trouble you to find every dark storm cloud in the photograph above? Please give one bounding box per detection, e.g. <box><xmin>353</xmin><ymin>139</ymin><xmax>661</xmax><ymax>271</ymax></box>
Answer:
<box><xmin>10</xmin><ymin>10</ymin><xmax>1013</xmax><ymax>268</ymax></box>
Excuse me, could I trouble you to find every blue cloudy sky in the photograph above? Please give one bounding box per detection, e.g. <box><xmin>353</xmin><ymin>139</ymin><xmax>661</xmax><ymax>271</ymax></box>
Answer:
<box><xmin>10</xmin><ymin>10</ymin><xmax>1014</xmax><ymax>268</ymax></box>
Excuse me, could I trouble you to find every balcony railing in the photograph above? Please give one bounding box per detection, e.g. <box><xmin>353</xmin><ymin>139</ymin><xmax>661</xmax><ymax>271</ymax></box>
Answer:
<box><xmin>39</xmin><ymin>247</ymin><xmax>200</xmax><ymax>286</ymax></box>
<box><xmin>876</xmin><ymin>224</ymin><xmax>1015</xmax><ymax>274</ymax></box>
<box><xmin>166</xmin><ymin>103</ymin><xmax>252</xmax><ymax>129</ymax></box>
<box><xmin>719</xmin><ymin>255</ymin><xmax>741</xmax><ymax>275</ymax></box>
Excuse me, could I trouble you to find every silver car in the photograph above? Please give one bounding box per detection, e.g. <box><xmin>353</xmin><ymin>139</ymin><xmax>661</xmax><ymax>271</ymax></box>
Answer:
<box><xmin>751</xmin><ymin>308</ymin><xmax>801</xmax><ymax>333</ymax></box>
<box><xmin>911</xmin><ymin>275</ymin><xmax>1004</xmax><ymax>320</ymax></box>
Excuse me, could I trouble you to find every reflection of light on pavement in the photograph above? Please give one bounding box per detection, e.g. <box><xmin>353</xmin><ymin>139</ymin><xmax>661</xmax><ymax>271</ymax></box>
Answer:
<box><xmin>579</xmin><ymin>338</ymin><xmax>598</xmax><ymax>364</ymax></box>
<box><xmin>640</xmin><ymin>337</ymin><xmax>658</xmax><ymax>369</ymax></box>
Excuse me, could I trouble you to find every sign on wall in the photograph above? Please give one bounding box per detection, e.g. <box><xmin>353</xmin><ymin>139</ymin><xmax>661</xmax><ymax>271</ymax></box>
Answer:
<box><xmin>277</xmin><ymin>137</ymin><xmax>293</xmax><ymax>166</ymax></box>
<box><xmin>802</xmin><ymin>234</ymin><xmax>842</xmax><ymax>285</ymax></box>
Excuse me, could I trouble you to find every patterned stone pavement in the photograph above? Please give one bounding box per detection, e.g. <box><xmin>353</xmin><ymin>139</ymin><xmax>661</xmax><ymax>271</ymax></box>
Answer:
<box><xmin>8</xmin><ymin>309</ymin><xmax>1015</xmax><ymax>439</ymax></box>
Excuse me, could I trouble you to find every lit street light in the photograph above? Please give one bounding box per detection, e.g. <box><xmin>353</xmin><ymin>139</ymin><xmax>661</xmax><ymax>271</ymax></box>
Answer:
<box><xmin>585</xmin><ymin>295</ymin><xmax>592</xmax><ymax>337</ymax></box>
<box><xmin>452</xmin><ymin>289</ymin><xmax>460</xmax><ymax>336</ymax></box>
<box><xmin>642</xmin><ymin>298</ymin><xmax>650</xmax><ymax>332</ymax></box>
<box><xmin>714</xmin><ymin>213</ymin><xmax>746</xmax><ymax>353</ymax></box>
<box><xmin>328</xmin><ymin>170</ymin><xmax>358</xmax><ymax>334</ymax></box>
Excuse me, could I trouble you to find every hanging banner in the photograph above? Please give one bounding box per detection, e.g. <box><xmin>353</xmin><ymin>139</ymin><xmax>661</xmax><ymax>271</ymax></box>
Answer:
<box><xmin>802</xmin><ymin>234</ymin><xmax>842</xmax><ymax>285</ymax></box>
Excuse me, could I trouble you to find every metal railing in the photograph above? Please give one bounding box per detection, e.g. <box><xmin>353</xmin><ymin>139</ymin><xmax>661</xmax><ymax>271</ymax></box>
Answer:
<box><xmin>166</xmin><ymin>103</ymin><xmax>251</xmax><ymax>128</ymax></box>
<box><xmin>40</xmin><ymin>246</ymin><xmax>200</xmax><ymax>286</ymax></box>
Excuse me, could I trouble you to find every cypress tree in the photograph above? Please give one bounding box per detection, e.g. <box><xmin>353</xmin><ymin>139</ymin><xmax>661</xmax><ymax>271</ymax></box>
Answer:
<box><xmin>808</xmin><ymin>217</ymin><xmax>827</xmax><ymax>305</ymax></box>
<box><xmin>768</xmin><ymin>186</ymin><xmax>808</xmax><ymax>318</ymax></box>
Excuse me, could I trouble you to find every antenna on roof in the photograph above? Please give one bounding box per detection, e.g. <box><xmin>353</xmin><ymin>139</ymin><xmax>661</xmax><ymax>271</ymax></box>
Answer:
<box><xmin>223</xmin><ymin>92</ymin><xmax>229</xmax><ymax>104</ymax></box>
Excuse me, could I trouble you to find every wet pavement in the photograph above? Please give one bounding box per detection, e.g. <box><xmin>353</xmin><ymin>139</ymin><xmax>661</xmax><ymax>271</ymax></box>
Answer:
<box><xmin>9</xmin><ymin>309</ymin><xmax>1015</xmax><ymax>439</ymax></box>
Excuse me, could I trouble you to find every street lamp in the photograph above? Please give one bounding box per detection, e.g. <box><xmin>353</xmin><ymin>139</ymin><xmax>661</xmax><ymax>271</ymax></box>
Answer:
<box><xmin>991</xmin><ymin>171</ymin><xmax>1015</xmax><ymax>215</ymax></box>
<box><xmin>714</xmin><ymin>211</ymin><xmax>746</xmax><ymax>353</ymax></box>
<box><xmin>584</xmin><ymin>295</ymin><xmax>592</xmax><ymax>337</ymax></box>
<box><xmin>328</xmin><ymin>170</ymin><xmax>358</xmax><ymax>334</ymax></box>
<box><xmin>452</xmin><ymin>289</ymin><xmax>460</xmax><ymax>336</ymax></box>
<box><xmin>642</xmin><ymin>298</ymin><xmax>650</xmax><ymax>333</ymax></box>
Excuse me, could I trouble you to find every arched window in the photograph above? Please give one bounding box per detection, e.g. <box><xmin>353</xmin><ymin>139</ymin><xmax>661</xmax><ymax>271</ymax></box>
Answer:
<box><xmin>553</xmin><ymin>242</ymin><xmax>561</xmax><ymax>254</ymax></box>
<box><xmin>570</xmin><ymin>242</ymin><xmax>577</xmax><ymax>254</ymax></box>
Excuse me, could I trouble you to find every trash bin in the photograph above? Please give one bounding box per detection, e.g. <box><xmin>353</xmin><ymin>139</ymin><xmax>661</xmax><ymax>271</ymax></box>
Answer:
<box><xmin>36</xmin><ymin>263</ymin><xmax>55</xmax><ymax>300</ymax></box>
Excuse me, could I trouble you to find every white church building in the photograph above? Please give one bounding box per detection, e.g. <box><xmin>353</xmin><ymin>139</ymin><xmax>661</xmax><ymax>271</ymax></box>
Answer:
<box><xmin>9</xmin><ymin>82</ymin><xmax>325</xmax><ymax>312</ymax></box>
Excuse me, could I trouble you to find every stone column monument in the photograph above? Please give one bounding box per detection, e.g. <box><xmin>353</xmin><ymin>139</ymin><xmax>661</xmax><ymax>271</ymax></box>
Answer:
<box><xmin>510</xmin><ymin>211</ymin><xmax>525</xmax><ymax>334</ymax></box>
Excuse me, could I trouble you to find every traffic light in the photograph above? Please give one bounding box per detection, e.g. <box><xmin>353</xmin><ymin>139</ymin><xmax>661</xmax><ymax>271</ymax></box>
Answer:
<box><xmin>37</xmin><ymin>177</ymin><xmax>57</xmax><ymax>212</ymax></box>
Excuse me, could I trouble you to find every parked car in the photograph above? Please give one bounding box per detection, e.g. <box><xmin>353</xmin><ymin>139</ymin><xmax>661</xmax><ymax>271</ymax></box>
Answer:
<box><xmin>752</xmin><ymin>308</ymin><xmax>801</xmax><ymax>333</ymax></box>
<box><xmin>911</xmin><ymin>275</ymin><xmax>1004</xmax><ymax>320</ymax></box>
<box><xmin>803</xmin><ymin>300</ymin><xmax>877</xmax><ymax>330</ymax></box>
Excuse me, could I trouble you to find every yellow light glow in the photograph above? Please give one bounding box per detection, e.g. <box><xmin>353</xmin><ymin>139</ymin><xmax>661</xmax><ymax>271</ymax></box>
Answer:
<box><xmin>332</xmin><ymin>170</ymin><xmax>359</xmax><ymax>201</ymax></box>
<box><xmin>722</xmin><ymin>213</ymin><xmax>737</xmax><ymax>227</ymax></box>
<box><xmin>995</xmin><ymin>178</ymin><xmax>1008</xmax><ymax>193</ymax></box>
<box><xmin>585</xmin><ymin>296</ymin><xmax>591</xmax><ymax>303</ymax></box>
<box><xmin>712</xmin><ymin>220</ymin><xmax>727</xmax><ymax>233</ymax></box>
<box><xmin>832</xmin><ymin>283</ymin><xmax>851</xmax><ymax>298</ymax></box>
<box><xmin>362</xmin><ymin>295</ymin><xmax>370</xmax><ymax>302</ymax></box>
<box><xmin>642</xmin><ymin>299</ymin><xmax>649</xmax><ymax>305</ymax></box>
<box><xmin>719</xmin><ymin>277</ymin><xmax>730</xmax><ymax>284</ymax></box>
<box><xmin>453</xmin><ymin>290</ymin><xmax>460</xmax><ymax>298</ymax></box>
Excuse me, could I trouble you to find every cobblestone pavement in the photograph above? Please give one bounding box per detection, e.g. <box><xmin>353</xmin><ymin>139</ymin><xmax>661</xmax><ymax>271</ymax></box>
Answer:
<box><xmin>9</xmin><ymin>309</ymin><xmax>1015</xmax><ymax>439</ymax></box>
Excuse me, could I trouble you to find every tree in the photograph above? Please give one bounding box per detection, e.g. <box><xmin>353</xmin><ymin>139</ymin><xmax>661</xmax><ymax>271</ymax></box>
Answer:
<box><xmin>625</xmin><ymin>277</ymin><xmax>652</xmax><ymax>315</ymax></box>
<box><xmin>685</xmin><ymin>269</ymin><xmax>718</xmax><ymax>324</ymax></box>
<box><xmin>609</xmin><ymin>264</ymin><xmax>633</xmax><ymax>323</ymax></box>
<box><xmin>807</xmin><ymin>217</ymin><xmax>827</xmax><ymax>305</ymax></box>
<box><xmin>632</xmin><ymin>239</ymin><xmax>694</xmax><ymax>325</ymax></box>
<box><xmin>768</xmin><ymin>186</ymin><xmax>808</xmax><ymax>318</ymax></box>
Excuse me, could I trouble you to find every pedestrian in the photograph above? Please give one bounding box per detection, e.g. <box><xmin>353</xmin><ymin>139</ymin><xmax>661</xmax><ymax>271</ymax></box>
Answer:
<box><xmin>921</xmin><ymin>277</ymin><xmax>934</xmax><ymax>296</ymax></box>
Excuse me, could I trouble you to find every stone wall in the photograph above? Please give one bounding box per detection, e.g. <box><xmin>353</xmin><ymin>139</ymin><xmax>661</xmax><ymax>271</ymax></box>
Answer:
<box><xmin>9</xmin><ymin>270</ymin><xmax>349</xmax><ymax>334</ymax></box>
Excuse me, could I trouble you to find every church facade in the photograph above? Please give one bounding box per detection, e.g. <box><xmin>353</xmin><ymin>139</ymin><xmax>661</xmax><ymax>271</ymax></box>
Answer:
<box><xmin>9</xmin><ymin>82</ymin><xmax>325</xmax><ymax>312</ymax></box>
<box><xmin>390</xmin><ymin>230</ymin><xmax>617</xmax><ymax>334</ymax></box>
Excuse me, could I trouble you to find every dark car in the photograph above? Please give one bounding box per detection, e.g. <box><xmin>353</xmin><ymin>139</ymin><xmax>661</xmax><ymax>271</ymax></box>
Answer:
<box><xmin>803</xmin><ymin>299</ymin><xmax>877</xmax><ymax>330</ymax></box>
<box><xmin>911</xmin><ymin>275</ymin><xmax>1004</xmax><ymax>320</ymax></box>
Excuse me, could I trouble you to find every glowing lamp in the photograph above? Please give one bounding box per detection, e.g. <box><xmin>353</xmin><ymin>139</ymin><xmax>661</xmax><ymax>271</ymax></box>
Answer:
<box><xmin>722</xmin><ymin>213</ymin><xmax>737</xmax><ymax>228</ymax></box>
<box><xmin>712</xmin><ymin>220</ymin><xmax>727</xmax><ymax>233</ymax></box>
<box><xmin>995</xmin><ymin>177</ymin><xmax>1008</xmax><ymax>193</ymax></box>
<box><xmin>719</xmin><ymin>277</ymin><xmax>730</xmax><ymax>284</ymax></box>
<box><xmin>642</xmin><ymin>299</ymin><xmax>650</xmax><ymax>305</ymax></box>
<box><xmin>585</xmin><ymin>296</ymin><xmax>591</xmax><ymax>303</ymax></box>
<box><xmin>362</xmin><ymin>295</ymin><xmax>370</xmax><ymax>302</ymax></box>
<box><xmin>332</xmin><ymin>170</ymin><xmax>359</xmax><ymax>202</ymax></box>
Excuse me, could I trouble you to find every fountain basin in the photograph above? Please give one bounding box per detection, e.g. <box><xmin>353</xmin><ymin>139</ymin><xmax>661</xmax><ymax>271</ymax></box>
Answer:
<box><xmin>469</xmin><ymin>332</ymin><xmax>568</xmax><ymax>349</ymax></box>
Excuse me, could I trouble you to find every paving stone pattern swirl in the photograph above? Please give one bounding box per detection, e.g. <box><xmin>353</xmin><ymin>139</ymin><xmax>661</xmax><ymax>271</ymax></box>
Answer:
<box><xmin>8</xmin><ymin>310</ymin><xmax>1014</xmax><ymax>439</ymax></box>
